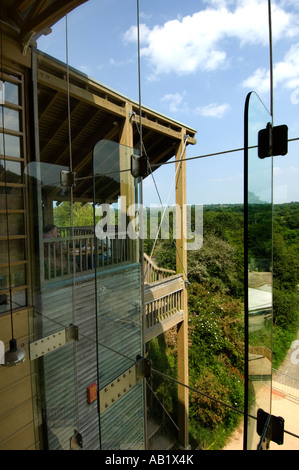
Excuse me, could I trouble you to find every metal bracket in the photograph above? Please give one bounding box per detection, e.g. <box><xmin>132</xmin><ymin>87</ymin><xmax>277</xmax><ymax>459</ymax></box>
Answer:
<box><xmin>258</xmin><ymin>123</ymin><xmax>288</xmax><ymax>159</ymax></box>
<box><xmin>70</xmin><ymin>430</ymin><xmax>83</xmax><ymax>450</ymax></box>
<box><xmin>60</xmin><ymin>170</ymin><xmax>76</xmax><ymax>187</ymax></box>
<box><xmin>29</xmin><ymin>324</ymin><xmax>79</xmax><ymax>360</ymax></box>
<box><xmin>99</xmin><ymin>356</ymin><xmax>151</xmax><ymax>414</ymax></box>
<box><xmin>257</xmin><ymin>408</ymin><xmax>284</xmax><ymax>449</ymax></box>
<box><xmin>131</xmin><ymin>154</ymin><xmax>149</xmax><ymax>178</ymax></box>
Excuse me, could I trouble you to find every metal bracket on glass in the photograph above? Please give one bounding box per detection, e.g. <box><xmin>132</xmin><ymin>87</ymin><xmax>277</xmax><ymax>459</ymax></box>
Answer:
<box><xmin>29</xmin><ymin>324</ymin><xmax>79</xmax><ymax>360</ymax></box>
<box><xmin>70</xmin><ymin>430</ymin><xmax>83</xmax><ymax>450</ymax></box>
<box><xmin>258</xmin><ymin>122</ymin><xmax>288</xmax><ymax>159</ymax></box>
<box><xmin>60</xmin><ymin>170</ymin><xmax>76</xmax><ymax>187</ymax></box>
<box><xmin>256</xmin><ymin>408</ymin><xmax>284</xmax><ymax>450</ymax></box>
<box><xmin>98</xmin><ymin>356</ymin><xmax>151</xmax><ymax>414</ymax></box>
<box><xmin>131</xmin><ymin>154</ymin><xmax>149</xmax><ymax>178</ymax></box>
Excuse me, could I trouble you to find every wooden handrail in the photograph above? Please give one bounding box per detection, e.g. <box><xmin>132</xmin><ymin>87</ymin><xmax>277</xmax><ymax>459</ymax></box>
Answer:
<box><xmin>43</xmin><ymin>232</ymin><xmax>130</xmax><ymax>280</ymax></box>
<box><xmin>143</xmin><ymin>252</ymin><xmax>176</xmax><ymax>284</ymax></box>
<box><xmin>144</xmin><ymin>274</ymin><xmax>184</xmax><ymax>341</ymax></box>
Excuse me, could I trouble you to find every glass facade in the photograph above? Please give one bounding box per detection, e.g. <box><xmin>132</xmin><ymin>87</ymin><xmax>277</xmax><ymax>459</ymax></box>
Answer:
<box><xmin>244</xmin><ymin>92</ymin><xmax>273</xmax><ymax>450</ymax></box>
<box><xmin>1</xmin><ymin>1</ymin><xmax>299</xmax><ymax>452</ymax></box>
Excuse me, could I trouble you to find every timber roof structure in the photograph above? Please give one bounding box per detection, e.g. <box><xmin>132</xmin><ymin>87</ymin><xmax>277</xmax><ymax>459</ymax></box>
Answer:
<box><xmin>2</xmin><ymin>0</ymin><xmax>197</xmax><ymax>202</ymax></box>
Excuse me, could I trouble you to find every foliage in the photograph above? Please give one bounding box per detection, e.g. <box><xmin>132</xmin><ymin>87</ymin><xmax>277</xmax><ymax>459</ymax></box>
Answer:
<box><xmin>187</xmin><ymin>283</ymin><xmax>244</xmax><ymax>443</ymax></box>
<box><xmin>187</xmin><ymin>234</ymin><xmax>243</xmax><ymax>297</ymax></box>
<box><xmin>54</xmin><ymin>198</ymin><xmax>299</xmax><ymax>448</ymax></box>
<box><xmin>54</xmin><ymin>201</ymin><xmax>94</xmax><ymax>227</ymax></box>
<box><xmin>149</xmin><ymin>202</ymin><xmax>299</xmax><ymax>449</ymax></box>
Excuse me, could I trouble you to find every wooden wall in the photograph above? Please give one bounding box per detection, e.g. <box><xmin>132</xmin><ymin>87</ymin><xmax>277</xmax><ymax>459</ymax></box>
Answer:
<box><xmin>0</xmin><ymin>308</ymin><xmax>37</xmax><ymax>450</ymax></box>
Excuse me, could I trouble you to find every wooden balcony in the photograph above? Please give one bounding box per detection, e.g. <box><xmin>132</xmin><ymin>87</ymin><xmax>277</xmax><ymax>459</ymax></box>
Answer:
<box><xmin>144</xmin><ymin>255</ymin><xmax>185</xmax><ymax>342</ymax></box>
<box><xmin>43</xmin><ymin>227</ymin><xmax>130</xmax><ymax>281</ymax></box>
<box><xmin>43</xmin><ymin>227</ymin><xmax>185</xmax><ymax>342</ymax></box>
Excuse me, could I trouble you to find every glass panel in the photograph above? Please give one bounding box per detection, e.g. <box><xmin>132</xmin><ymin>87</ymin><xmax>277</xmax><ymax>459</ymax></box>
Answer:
<box><xmin>3</xmin><ymin>81</ymin><xmax>19</xmax><ymax>105</ymax></box>
<box><xmin>0</xmin><ymin>134</ymin><xmax>21</xmax><ymax>158</ymax></box>
<box><xmin>244</xmin><ymin>92</ymin><xmax>273</xmax><ymax>450</ymax></box>
<box><xmin>0</xmin><ymin>239</ymin><xmax>25</xmax><ymax>263</ymax></box>
<box><xmin>144</xmin><ymin>149</ymin><xmax>245</xmax><ymax>450</ymax></box>
<box><xmin>0</xmin><ymin>213</ymin><xmax>24</xmax><ymax>236</ymax></box>
<box><xmin>0</xmin><ymin>159</ymin><xmax>22</xmax><ymax>183</ymax></box>
<box><xmin>93</xmin><ymin>140</ymin><xmax>144</xmax><ymax>450</ymax></box>
<box><xmin>0</xmin><ymin>186</ymin><xmax>24</xmax><ymax>210</ymax></box>
<box><xmin>0</xmin><ymin>288</ymin><xmax>26</xmax><ymax>314</ymax></box>
<box><xmin>25</xmin><ymin>161</ymin><xmax>78</xmax><ymax>450</ymax></box>
<box><xmin>0</xmin><ymin>107</ymin><xmax>20</xmax><ymax>132</ymax></box>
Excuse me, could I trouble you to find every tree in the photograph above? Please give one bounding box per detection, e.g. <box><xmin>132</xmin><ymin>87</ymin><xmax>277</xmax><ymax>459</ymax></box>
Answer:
<box><xmin>54</xmin><ymin>201</ymin><xmax>94</xmax><ymax>227</ymax></box>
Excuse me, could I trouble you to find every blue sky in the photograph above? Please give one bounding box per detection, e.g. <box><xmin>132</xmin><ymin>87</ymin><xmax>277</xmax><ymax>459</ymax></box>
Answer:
<box><xmin>37</xmin><ymin>0</ymin><xmax>299</xmax><ymax>206</ymax></box>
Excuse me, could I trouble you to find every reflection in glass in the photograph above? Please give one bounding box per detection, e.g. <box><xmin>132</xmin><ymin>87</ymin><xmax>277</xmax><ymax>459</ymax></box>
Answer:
<box><xmin>0</xmin><ymin>213</ymin><xmax>24</xmax><ymax>236</ymax></box>
<box><xmin>3</xmin><ymin>81</ymin><xmax>19</xmax><ymax>105</ymax></box>
<box><xmin>0</xmin><ymin>159</ymin><xmax>22</xmax><ymax>183</ymax></box>
<box><xmin>0</xmin><ymin>133</ymin><xmax>21</xmax><ymax>158</ymax></box>
<box><xmin>25</xmin><ymin>160</ymin><xmax>77</xmax><ymax>450</ymax></box>
<box><xmin>93</xmin><ymin>140</ymin><xmax>144</xmax><ymax>450</ymax></box>
<box><xmin>0</xmin><ymin>186</ymin><xmax>24</xmax><ymax>210</ymax></box>
<box><xmin>0</xmin><ymin>107</ymin><xmax>20</xmax><ymax>132</ymax></box>
<box><xmin>244</xmin><ymin>92</ymin><xmax>273</xmax><ymax>450</ymax></box>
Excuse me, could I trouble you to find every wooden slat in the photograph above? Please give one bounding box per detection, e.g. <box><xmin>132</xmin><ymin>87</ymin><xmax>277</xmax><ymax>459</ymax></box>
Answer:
<box><xmin>37</xmin><ymin>69</ymin><xmax>126</xmax><ymax>118</ymax></box>
<box><xmin>144</xmin><ymin>274</ymin><xmax>184</xmax><ymax>304</ymax></box>
<box><xmin>0</xmin><ymin>422</ymin><xmax>36</xmax><ymax>450</ymax></box>
<box><xmin>0</xmin><ymin>308</ymin><xmax>36</xmax><ymax>450</ymax></box>
<box><xmin>145</xmin><ymin>310</ymin><xmax>184</xmax><ymax>343</ymax></box>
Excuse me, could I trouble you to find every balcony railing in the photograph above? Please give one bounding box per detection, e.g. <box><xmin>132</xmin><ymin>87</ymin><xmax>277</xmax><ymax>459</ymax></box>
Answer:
<box><xmin>144</xmin><ymin>274</ymin><xmax>184</xmax><ymax>342</ymax></box>
<box><xmin>143</xmin><ymin>253</ymin><xmax>176</xmax><ymax>284</ymax></box>
<box><xmin>42</xmin><ymin>226</ymin><xmax>185</xmax><ymax>342</ymax></box>
<box><xmin>43</xmin><ymin>227</ymin><xmax>130</xmax><ymax>281</ymax></box>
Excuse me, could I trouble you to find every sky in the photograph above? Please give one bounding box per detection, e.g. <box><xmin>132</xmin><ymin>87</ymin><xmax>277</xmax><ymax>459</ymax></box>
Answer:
<box><xmin>36</xmin><ymin>0</ymin><xmax>299</xmax><ymax>206</ymax></box>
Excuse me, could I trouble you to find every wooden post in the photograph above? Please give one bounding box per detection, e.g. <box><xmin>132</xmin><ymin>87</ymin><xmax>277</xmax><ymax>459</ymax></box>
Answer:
<box><xmin>119</xmin><ymin>102</ymin><xmax>136</xmax><ymax>261</ymax></box>
<box><xmin>175</xmin><ymin>130</ymin><xmax>189</xmax><ymax>448</ymax></box>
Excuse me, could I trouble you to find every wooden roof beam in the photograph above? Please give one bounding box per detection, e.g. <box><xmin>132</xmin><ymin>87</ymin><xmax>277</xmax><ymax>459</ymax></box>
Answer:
<box><xmin>24</xmin><ymin>0</ymin><xmax>52</xmax><ymax>22</ymax></box>
<box><xmin>20</xmin><ymin>0</ymin><xmax>88</xmax><ymax>38</ymax></box>
<box><xmin>37</xmin><ymin>69</ymin><xmax>127</xmax><ymax>119</ymax></box>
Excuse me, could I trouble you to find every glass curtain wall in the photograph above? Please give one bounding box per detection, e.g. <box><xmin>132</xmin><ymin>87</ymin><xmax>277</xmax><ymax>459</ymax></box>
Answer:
<box><xmin>2</xmin><ymin>0</ymin><xmax>298</xmax><ymax>452</ymax></box>
<box><xmin>25</xmin><ymin>24</ymin><xmax>144</xmax><ymax>449</ymax></box>
<box><xmin>244</xmin><ymin>91</ymin><xmax>273</xmax><ymax>450</ymax></box>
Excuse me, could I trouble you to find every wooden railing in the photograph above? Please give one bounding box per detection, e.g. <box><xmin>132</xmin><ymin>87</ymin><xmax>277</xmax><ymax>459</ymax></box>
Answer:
<box><xmin>43</xmin><ymin>228</ymin><xmax>130</xmax><ymax>280</ymax></box>
<box><xmin>143</xmin><ymin>253</ymin><xmax>176</xmax><ymax>284</ymax></box>
<box><xmin>144</xmin><ymin>274</ymin><xmax>184</xmax><ymax>342</ymax></box>
<box><xmin>43</xmin><ymin>227</ymin><xmax>185</xmax><ymax>341</ymax></box>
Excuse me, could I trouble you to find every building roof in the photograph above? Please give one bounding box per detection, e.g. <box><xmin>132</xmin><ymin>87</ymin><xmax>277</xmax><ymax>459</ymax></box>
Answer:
<box><xmin>1</xmin><ymin>0</ymin><xmax>88</xmax><ymax>52</ymax></box>
<box><xmin>35</xmin><ymin>50</ymin><xmax>196</xmax><ymax>202</ymax></box>
<box><xmin>2</xmin><ymin>1</ymin><xmax>197</xmax><ymax>203</ymax></box>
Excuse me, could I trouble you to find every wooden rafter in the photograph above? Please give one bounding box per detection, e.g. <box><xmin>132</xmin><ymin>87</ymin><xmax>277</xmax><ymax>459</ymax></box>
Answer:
<box><xmin>20</xmin><ymin>0</ymin><xmax>88</xmax><ymax>38</ymax></box>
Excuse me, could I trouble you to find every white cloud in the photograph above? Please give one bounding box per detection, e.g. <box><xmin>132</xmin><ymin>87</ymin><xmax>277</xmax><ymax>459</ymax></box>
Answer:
<box><xmin>161</xmin><ymin>92</ymin><xmax>186</xmax><ymax>112</ymax></box>
<box><xmin>242</xmin><ymin>42</ymin><xmax>299</xmax><ymax>94</ymax></box>
<box><xmin>124</xmin><ymin>0</ymin><xmax>298</xmax><ymax>79</ymax></box>
<box><xmin>161</xmin><ymin>92</ymin><xmax>230</xmax><ymax>118</ymax></box>
<box><xmin>195</xmin><ymin>102</ymin><xmax>230</xmax><ymax>118</ymax></box>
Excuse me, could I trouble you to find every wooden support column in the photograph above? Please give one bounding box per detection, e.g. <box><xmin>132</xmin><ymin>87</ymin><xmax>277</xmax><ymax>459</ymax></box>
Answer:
<box><xmin>175</xmin><ymin>130</ymin><xmax>189</xmax><ymax>448</ymax></box>
<box><xmin>119</xmin><ymin>102</ymin><xmax>135</xmax><ymax>261</ymax></box>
